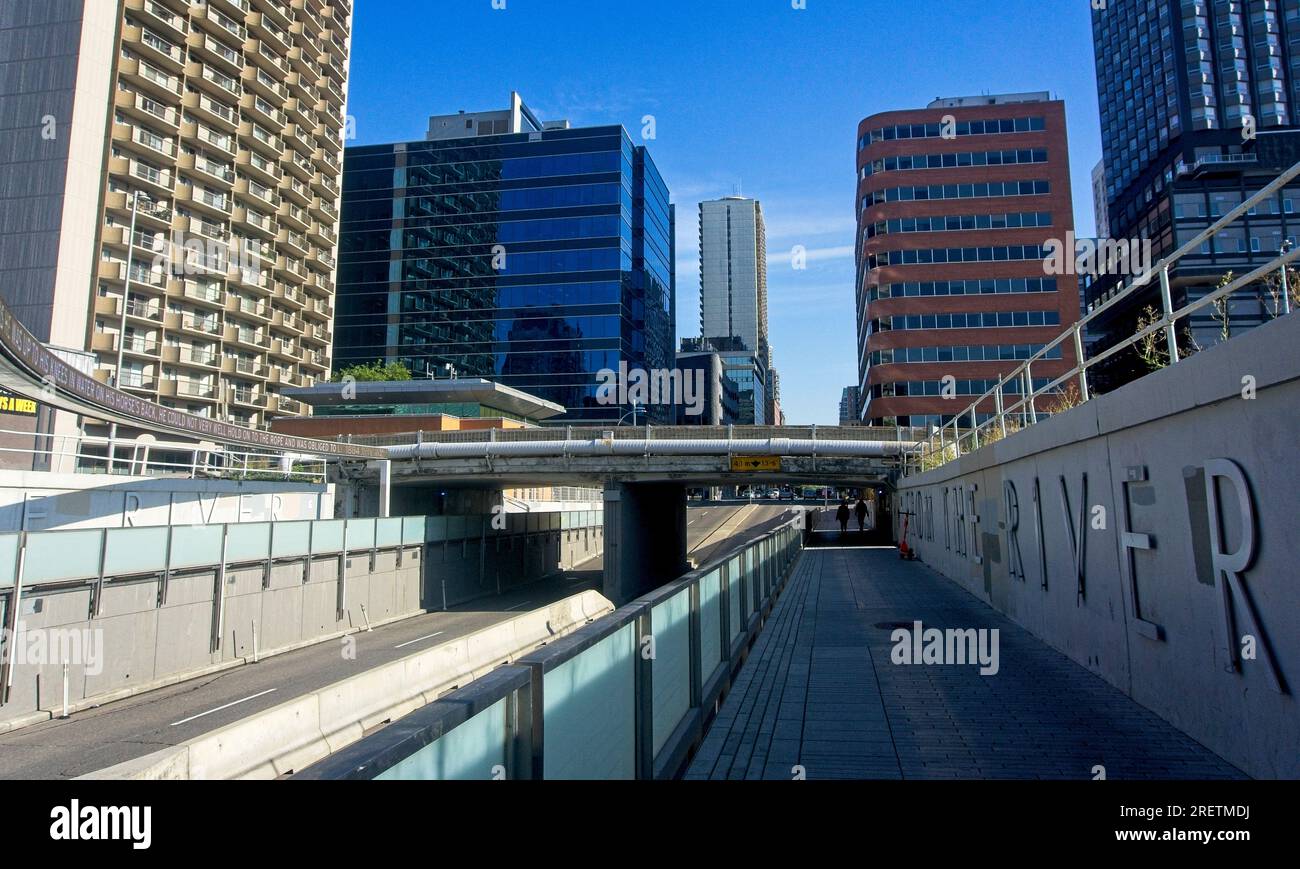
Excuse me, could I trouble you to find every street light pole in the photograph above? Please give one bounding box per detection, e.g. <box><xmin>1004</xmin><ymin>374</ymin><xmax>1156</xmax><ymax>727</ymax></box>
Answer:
<box><xmin>1280</xmin><ymin>239</ymin><xmax>1293</xmax><ymax>316</ymax></box>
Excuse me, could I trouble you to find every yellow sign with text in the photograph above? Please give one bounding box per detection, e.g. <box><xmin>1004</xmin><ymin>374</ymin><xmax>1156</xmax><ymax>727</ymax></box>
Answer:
<box><xmin>0</xmin><ymin>392</ymin><xmax>37</xmax><ymax>416</ymax></box>
<box><xmin>730</xmin><ymin>456</ymin><xmax>781</xmax><ymax>472</ymax></box>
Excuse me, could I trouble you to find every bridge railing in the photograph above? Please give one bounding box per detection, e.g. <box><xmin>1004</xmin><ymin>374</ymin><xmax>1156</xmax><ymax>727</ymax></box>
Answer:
<box><xmin>901</xmin><ymin>158</ymin><xmax>1300</xmax><ymax>477</ymax></box>
<box><xmin>292</xmin><ymin>513</ymin><xmax>807</xmax><ymax>780</ymax></box>
<box><xmin>337</xmin><ymin>424</ymin><xmax>931</xmax><ymax>448</ymax></box>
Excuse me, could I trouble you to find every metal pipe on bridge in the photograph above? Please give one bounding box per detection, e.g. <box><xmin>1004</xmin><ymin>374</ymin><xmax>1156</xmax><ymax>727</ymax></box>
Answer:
<box><xmin>385</xmin><ymin>437</ymin><xmax>915</xmax><ymax>461</ymax></box>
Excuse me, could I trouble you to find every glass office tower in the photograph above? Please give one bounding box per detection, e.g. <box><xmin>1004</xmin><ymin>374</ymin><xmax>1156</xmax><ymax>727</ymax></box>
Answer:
<box><xmin>1090</xmin><ymin>0</ymin><xmax>1300</xmax><ymax>391</ymax></box>
<box><xmin>335</xmin><ymin>122</ymin><xmax>674</xmax><ymax>425</ymax></box>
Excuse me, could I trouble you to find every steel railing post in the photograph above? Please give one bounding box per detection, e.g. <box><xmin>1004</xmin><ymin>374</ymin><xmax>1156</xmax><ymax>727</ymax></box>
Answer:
<box><xmin>1159</xmin><ymin>266</ymin><xmax>1180</xmax><ymax>364</ymax></box>
<box><xmin>1072</xmin><ymin>325</ymin><xmax>1090</xmax><ymax>401</ymax></box>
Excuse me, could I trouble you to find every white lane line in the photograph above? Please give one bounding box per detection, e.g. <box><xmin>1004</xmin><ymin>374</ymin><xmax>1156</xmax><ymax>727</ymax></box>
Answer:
<box><xmin>170</xmin><ymin>688</ymin><xmax>277</xmax><ymax>727</ymax></box>
<box><xmin>394</xmin><ymin>631</ymin><xmax>444</xmax><ymax>650</ymax></box>
<box><xmin>503</xmin><ymin>601</ymin><xmax>532</xmax><ymax>611</ymax></box>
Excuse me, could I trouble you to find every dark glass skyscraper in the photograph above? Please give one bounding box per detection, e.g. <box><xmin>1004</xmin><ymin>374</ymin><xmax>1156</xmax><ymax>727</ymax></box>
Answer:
<box><xmin>1090</xmin><ymin>0</ymin><xmax>1300</xmax><ymax>390</ymax></box>
<box><xmin>335</xmin><ymin>119</ymin><xmax>674</xmax><ymax>425</ymax></box>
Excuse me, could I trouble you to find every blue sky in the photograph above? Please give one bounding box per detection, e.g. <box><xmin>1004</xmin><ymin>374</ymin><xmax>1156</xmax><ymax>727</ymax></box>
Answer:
<box><xmin>347</xmin><ymin>0</ymin><xmax>1102</xmax><ymax>424</ymax></box>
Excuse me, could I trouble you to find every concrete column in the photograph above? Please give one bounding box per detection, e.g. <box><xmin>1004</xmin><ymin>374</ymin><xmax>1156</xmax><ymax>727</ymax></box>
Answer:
<box><xmin>603</xmin><ymin>481</ymin><xmax>688</xmax><ymax>605</ymax></box>
<box><xmin>376</xmin><ymin>460</ymin><xmax>391</xmax><ymax>518</ymax></box>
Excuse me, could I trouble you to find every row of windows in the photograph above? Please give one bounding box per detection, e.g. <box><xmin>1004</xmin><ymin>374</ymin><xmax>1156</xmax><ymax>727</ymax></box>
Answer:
<box><xmin>867</xmin><ymin>212</ymin><xmax>1053</xmax><ymax>239</ymax></box>
<box><xmin>858</xmin><ymin>116</ymin><xmax>1046</xmax><ymax>149</ymax></box>
<box><xmin>861</xmin><ymin>149</ymin><xmax>1049</xmax><ymax>179</ymax></box>
<box><xmin>871</xmin><ymin>377</ymin><xmax>1056</xmax><ymax>398</ymax></box>
<box><xmin>868</xmin><ymin>310</ymin><xmax>1062</xmax><ymax>332</ymax></box>
<box><xmin>865</xmin><ymin>244</ymin><xmax>1050</xmax><ymax>269</ymax></box>
<box><xmin>861</xmin><ymin>180</ymin><xmax>1050</xmax><ymax>211</ymax></box>
<box><xmin>868</xmin><ymin>278</ymin><xmax>1059</xmax><ymax>301</ymax></box>
<box><xmin>867</xmin><ymin>343</ymin><xmax>1063</xmax><ymax>365</ymax></box>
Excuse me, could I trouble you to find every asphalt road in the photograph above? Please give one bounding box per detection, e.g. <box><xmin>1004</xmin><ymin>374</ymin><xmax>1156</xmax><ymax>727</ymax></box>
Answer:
<box><xmin>0</xmin><ymin>504</ymin><xmax>796</xmax><ymax>779</ymax></box>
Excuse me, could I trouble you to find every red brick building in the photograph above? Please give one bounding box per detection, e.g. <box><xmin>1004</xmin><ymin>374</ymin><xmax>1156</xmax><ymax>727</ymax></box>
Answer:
<box><xmin>854</xmin><ymin>93</ymin><xmax>1081</xmax><ymax>427</ymax></box>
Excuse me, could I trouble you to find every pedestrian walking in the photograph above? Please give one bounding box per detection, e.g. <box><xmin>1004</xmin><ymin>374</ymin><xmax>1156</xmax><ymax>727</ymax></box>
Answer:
<box><xmin>855</xmin><ymin>498</ymin><xmax>868</xmax><ymax>532</ymax></box>
<box><xmin>836</xmin><ymin>499</ymin><xmax>851</xmax><ymax>534</ymax></box>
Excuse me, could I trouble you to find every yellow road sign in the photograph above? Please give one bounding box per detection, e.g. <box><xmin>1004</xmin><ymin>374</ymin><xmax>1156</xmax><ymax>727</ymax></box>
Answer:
<box><xmin>730</xmin><ymin>455</ymin><xmax>781</xmax><ymax>472</ymax></box>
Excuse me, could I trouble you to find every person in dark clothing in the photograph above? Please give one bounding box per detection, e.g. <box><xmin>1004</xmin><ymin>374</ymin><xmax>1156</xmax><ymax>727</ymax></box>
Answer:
<box><xmin>855</xmin><ymin>498</ymin><xmax>869</xmax><ymax>532</ymax></box>
<box><xmin>836</xmin><ymin>500</ymin><xmax>851</xmax><ymax>533</ymax></box>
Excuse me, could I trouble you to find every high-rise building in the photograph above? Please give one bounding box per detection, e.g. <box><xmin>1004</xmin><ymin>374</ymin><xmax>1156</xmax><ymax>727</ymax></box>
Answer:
<box><xmin>1089</xmin><ymin>0</ymin><xmax>1300</xmax><ymax>390</ymax></box>
<box><xmin>672</xmin><ymin>347</ymin><xmax>738</xmax><ymax>425</ymax></box>
<box><xmin>699</xmin><ymin>196</ymin><xmax>768</xmax><ymax>363</ymax></box>
<box><xmin>854</xmin><ymin>93</ymin><xmax>1081</xmax><ymax>428</ymax></box>
<box><xmin>697</xmin><ymin>195</ymin><xmax>770</xmax><ymax>424</ymax></box>
<box><xmin>0</xmin><ymin>0</ymin><xmax>353</xmax><ymax>433</ymax></box>
<box><xmin>839</xmin><ymin>385</ymin><xmax>860</xmax><ymax>425</ymax></box>
<box><xmin>679</xmin><ymin>335</ymin><xmax>766</xmax><ymax>425</ymax></box>
<box><xmin>766</xmin><ymin>365</ymin><xmax>782</xmax><ymax>426</ymax></box>
<box><xmin>333</xmin><ymin>94</ymin><xmax>675</xmax><ymax>425</ymax></box>
<box><xmin>1091</xmin><ymin>159</ymin><xmax>1110</xmax><ymax>240</ymax></box>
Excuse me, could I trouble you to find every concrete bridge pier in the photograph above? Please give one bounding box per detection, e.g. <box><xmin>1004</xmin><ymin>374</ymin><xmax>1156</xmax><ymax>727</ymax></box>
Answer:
<box><xmin>603</xmin><ymin>481</ymin><xmax>689</xmax><ymax>605</ymax></box>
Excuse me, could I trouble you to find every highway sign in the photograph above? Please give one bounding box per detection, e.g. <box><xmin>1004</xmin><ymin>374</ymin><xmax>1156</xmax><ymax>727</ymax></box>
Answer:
<box><xmin>730</xmin><ymin>455</ymin><xmax>781</xmax><ymax>472</ymax></box>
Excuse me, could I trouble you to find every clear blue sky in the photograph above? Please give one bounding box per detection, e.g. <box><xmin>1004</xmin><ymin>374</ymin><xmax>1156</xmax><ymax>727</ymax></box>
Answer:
<box><xmin>347</xmin><ymin>0</ymin><xmax>1102</xmax><ymax>424</ymax></box>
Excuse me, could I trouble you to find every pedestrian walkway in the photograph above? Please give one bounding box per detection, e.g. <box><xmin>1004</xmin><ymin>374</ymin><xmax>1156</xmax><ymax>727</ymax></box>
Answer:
<box><xmin>686</xmin><ymin>546</ymin><xmax>1244</xmax><ymax>780</ymax></box>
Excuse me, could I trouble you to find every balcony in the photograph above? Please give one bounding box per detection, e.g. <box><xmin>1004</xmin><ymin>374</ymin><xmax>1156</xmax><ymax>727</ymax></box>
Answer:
<box><xmin>117</xmin><ymin>372</ymin><xmax>160</xmax><ymax>392</ymax></box>
<box><xmin>126</xmin><ymin>0</ymin><xmax>189</xmax><ymax>43</ymax></box>
<box><xmin>236</xmin><ymin>177</ymin><xmax>279</xmax><ymax>210</ymax></box>
<box><xmin>270</xmin><ymin>337</ymin><xmax>301</xmax><ymax>360</ymax></box>
<box><xmin>277</xmin><ymin>396</ymin><xmax>307</xmax><ymax>415</ymax></box>
<box><xmin>182</xmin><ymin>90</ymin><xmax>239</xmax><ymax>132</ymax></box>
<box><xmin>240</xmin><ymin>120</ymin><xmax>282</xmax><ymax>158</ymax></box>
<box><xmin>111</xmin><ymin>122</ymin><xmax>176</xmax><ymax>161</ymax></box>
<box><xmin>124</xmin><ymin>297</ymin><xmax>165</xmax><ymax>323</ymax></box>
<box><xmin>199</xmin><ymin>5</ymin><xmax>248</xmax><ymax>44</ymax></box>
<box><xmin>191</xmin><ymin>123</ymin><xmax>237</xmax><ymax>157</ymax></box>
<box><xmin>278</xmin><ymin>201</ymin><xmax>310</xmax><ymax>232</ymax></box>
<box><xmin>177</xmin><ymin>183</ymin><xmax>233</xmax><ymax>218</ymax></box>
<box><xmin>125</xmin><ymin>25</ymin><xmax>185</xmax><ymax>74</ymax></box>
<box><xmin>225</xmin><ymin>325</ymin><xmax>270</xmax><ymax>350</ymax></box>
<box><xmin>234</xmin><ymin>206</ymin><xmax>278</xmax><ymax>241</ymax></box>
<box><xmin>168</xmin><ymin>312</ymin><xmax>224</xmax><ymax>337</ymax></box>
<box><xmin>120</xmin><ymin>335</ymin><xmax>162</xmax><ymax>358</ymax></box>
<box><xmin>240</xmin><ymin>92</ymin><xmax>286</xmax><ymax>131</ymax></box>
<box><xmin>115</xmin><ymin>89</ymin><xmax>180</xmax><ymax>131</ymax></box>
<box><xmin>188</xmin><ymin>31</ymin><xmax>245</xmax><ymax>77</ymax></box>
<box><xmin>182</xmin><ymin>279</ymin><xmax>226</xmax><ymax>308</ymax></box>
<box><xmin>173</xmin><ymin>381</ymin><xmax>219</xmax><ymax>401</ymax></box>
<box><xmin>179</xmin><ymin>152</ymin><xmax>235</xmax><ymax>188</ymax></box>
<box><xmin>301</xmin><ymin>323</ymin><xmax>329</xmax><ymax>346</ymax></box>
<box><xmin>225</xmin><ymin>356</ymin><xmax>268</xmax><ymax>378</ymax></box>
<box><xmin>238</xmin><ymin>148</ymin><xmax>283</xmax><ymax>186</ymax></box>
<box><xmin>167</xmin><ymin>346</ymin><xmax>221</xmax><ymax>369</ymax></box>
<box><xmin>189</xmin><ymin>61</ymin><xmax>242</xmax><ymax>101</ymax></box>
<box><xmin>280</xmin><ymin>172</ymin><xmax>313</xmax><ymax>207</ymax></box>
<box><xmin>249</xmin><ymin>14</ymin><xmax>292</xmax><ymax>53</ymax></box>
<box><xmin>226</xmin><ymin>295</ymin><xmax>271</xmax><ymax>321</ymax></box>
<box><xmin>230</xmin><ymin>387</ymin><xmax>262</xmax><ymax>408</ymax></box>
<box><xmin>120</xmin><ymin>57</ymin><xmax>182</xmax><ymax>100</ymax></box>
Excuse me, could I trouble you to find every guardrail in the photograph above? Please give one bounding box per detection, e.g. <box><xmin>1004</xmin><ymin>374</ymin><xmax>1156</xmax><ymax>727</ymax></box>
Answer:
<box><xmin>0</xmin><ymin>426</ymin><xmax>327</xmax><ymax>482</ymax></box>
<box><xmin>341</xmin><ymin>424</ymin><xmax>930</xmax><ymax>448</ymax></box>
<box><xmin>292</xmin><ymin>513</ymin><xmax>805</xmax><ymax>780</ymax></box>
<box><xmin>902</xmin><ymin>158</ymin><xmax>1300</xmax><ymax>476</ymax></box>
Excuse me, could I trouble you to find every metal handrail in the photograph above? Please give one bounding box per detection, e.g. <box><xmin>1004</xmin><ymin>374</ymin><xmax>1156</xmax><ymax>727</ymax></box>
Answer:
<box><xmin>902</xmin><ymin>158</ymin><xmax>1300</xmax><ymax>475</ymax></box>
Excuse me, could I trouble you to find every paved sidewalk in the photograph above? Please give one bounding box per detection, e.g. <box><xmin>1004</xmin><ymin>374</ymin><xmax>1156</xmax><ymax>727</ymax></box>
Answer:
<box><xmin>686</xmin><ymin>546</ymin><xmax>1244</xmax><ymax>780</ymax></box>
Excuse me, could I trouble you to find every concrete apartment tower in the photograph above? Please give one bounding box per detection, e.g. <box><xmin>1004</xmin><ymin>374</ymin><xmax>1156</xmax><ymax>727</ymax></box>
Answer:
<box><xmin>0</xmin><ymin>0</ymin><xmax>352</xmax><ymax>437</ymax></box>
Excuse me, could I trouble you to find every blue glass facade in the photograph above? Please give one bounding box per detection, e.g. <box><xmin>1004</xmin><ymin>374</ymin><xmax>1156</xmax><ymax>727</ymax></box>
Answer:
<box><xmin>335</xmin><ymin>125</ymin><xmax>674</xmax><ymax>424</ymax></box>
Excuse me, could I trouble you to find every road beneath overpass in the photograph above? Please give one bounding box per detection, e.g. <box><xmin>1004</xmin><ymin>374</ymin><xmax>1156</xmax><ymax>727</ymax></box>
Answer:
<box><xmin>0</xmin><ymin>504</ymin><xmax>791</xmax><ymax>779</ymax></box>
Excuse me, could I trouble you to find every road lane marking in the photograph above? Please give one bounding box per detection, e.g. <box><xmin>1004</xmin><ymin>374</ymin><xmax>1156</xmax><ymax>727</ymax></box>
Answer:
<box><xmin>170</xmin><ymin>689</ymin><xmax>277</xmax><ymax>727</ymax></box>
<box><xmin>503</xmin><ymin>601</ymin><xmax>532</xmax><ymax>611</ymax></box>
<box><xmin>394</xmin><ymin>631</ymin><xmax>444</xmax><ymax>650</ymax></box>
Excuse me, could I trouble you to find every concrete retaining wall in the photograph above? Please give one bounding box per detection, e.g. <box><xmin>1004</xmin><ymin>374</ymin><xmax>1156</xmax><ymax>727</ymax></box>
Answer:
<box><xmin>1</xmin><ymin>521</ymin><xmax>605</xmax><ymax>729</ymax></box>
<box><xmin>896</xmin><ymin>314</ymin><xmax>1300</xmax><ymax>779</ymax></box>
<box><xmin>82</xmin><ymin>590</ymin><xmax>614</xmax><ymax>780</ymax></box>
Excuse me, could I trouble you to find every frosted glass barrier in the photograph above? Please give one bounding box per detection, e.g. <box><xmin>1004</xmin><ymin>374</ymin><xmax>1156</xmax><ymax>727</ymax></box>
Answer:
<box><xmin>445</xmin><ymin>516</ymin><xmax>467</xmax><ymax>540</ymax></box>
<box><xmin>527</xmin><ymin>514</ymin><xmax>540</xmax><ymax>533</ymax></box>
<box><xmin>271</xmin><ymin>521</ymin><xmax>311</xmax><ymax>558</ymax></box>
<box><xmin>104</xmin><ymin>526</ymin><xmax>169</xmax><ymax>577</ymax></box>
<box><xmin>651</xmin><ymin>587</ymin><xmax>692</xmax><ymax>756</ymax></box>
<box><xmin>543</xmin><ymin>622</ymin><xmax>636</xmax><ymax>779</ymax></box>
<box><xmin>748</xmin><ymin>549</ymin><xmax>760</xmax><ymax>614</ymax></box>
<box><xmin>426</xmin><ymin>516</ymin><xmax>447</xmax><ymax>542</ymax></box>
<box><xmin>402</xmin><ymin>517</ymin><xmax>424</xmax><ymax>545</ymax></box>
<box><xmin>699</xmin><ymin>569</ymin><xmax>722</xmax><ymax>675</ymax></box>
<box><xmin>561</xmin><ymin>513</ymin><xmax>573</xmax><ymax>530</ymax></box>
<box><xmin>464</xmin><ymin>516</ymin><xmax>483</xmax><ymax>538</ymax></box>
<box><xmin>376</xmin><ymin>518</ymin><xmax>402</xmax><ymax>548</ymax></box>
<box><xmin>169</xmin><ymin>525</ymin><xmax>224</xmax><ymax>569</ymax></box>
<box><xmin>375</xmin><ymin>697</ymin><xmax>509</xmax><ymax>781</ymax></box>
<box><xmin>728</xmin><ymin>556</ymin><xmax>743</xmax><ymax>640</ymax></box>
<box><xmin>311</xmin><ymin>520</ymin><xmax>344</xmax><ymax>553</ymax></box>
<box><xmin>0</xmin><ymin>534</ymin><xmax>16</xmax><ymax>587</ymax></box>
<box><xmin>345</xmin><ymin>519</ymin><xmax>376</xmax><ymax>551</ymax></box>
<box><xmin>227</xmin><ymin>523</ymin><xmax>271</xmax><ymax>563</ymax></box>
<box><xmin>25</xmin><ymin>530</ymin><xmax>104</xmax><ymax>583</ymax></box>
